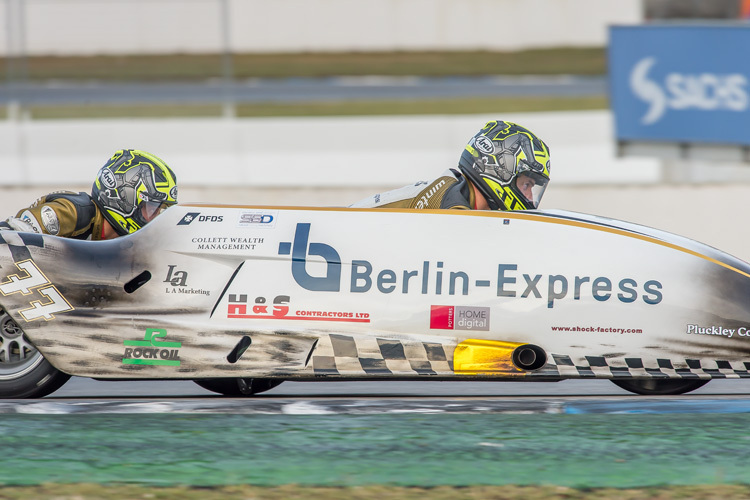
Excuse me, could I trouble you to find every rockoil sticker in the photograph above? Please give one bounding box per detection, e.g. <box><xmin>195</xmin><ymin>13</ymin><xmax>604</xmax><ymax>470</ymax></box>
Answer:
<box><xmin>123</xmin><ymin>328</ymin><xmax>181</xmax><ymax>366</ymax></box>
<box><xmin>430</xmin><ymin>305</ymin><xmax>489</xmax><ymax>331</ymax></box>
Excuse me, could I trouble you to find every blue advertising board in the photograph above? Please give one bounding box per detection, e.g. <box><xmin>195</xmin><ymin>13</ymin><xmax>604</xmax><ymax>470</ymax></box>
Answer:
<box><xmin>609</xmin><ymin>25</ymin><xmax>750</xmax><ymax>146</ymax></box>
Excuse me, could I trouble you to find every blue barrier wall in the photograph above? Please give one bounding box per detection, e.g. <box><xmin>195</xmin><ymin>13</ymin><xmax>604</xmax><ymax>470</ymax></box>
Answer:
<box><xmin>609</xmin><ymin>25</ymin><xmax>750</xmax><ymax>146</ymax></box>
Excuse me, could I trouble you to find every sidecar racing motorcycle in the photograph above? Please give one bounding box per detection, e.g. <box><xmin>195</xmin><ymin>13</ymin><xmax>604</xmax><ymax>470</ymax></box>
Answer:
<box><xmin>1</xmin><ymin>204</ymin><xmax>749</xmax><ymax>398</ymax></box>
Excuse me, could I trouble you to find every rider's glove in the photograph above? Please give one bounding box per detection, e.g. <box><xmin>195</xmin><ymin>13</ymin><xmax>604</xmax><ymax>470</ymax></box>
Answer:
<box><xmin>0</xmin><ymin>217</ymin><xmax>37</xmax><ymax>233</ymax></box>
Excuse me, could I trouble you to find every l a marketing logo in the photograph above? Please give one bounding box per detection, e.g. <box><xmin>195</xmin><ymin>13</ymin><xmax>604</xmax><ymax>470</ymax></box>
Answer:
<box><xmin>630</xmin><ymin>57</ymin><xmax>748</xmax><ymax>124</ymax></box>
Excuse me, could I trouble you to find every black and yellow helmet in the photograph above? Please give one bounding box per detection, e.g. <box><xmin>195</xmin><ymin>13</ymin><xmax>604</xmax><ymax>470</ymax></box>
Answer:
<box><xmin>458</xmin><ymin>121</ymin><xmax>551</xmax><ymax>211</ymax></box>
<box><xmin>92</xmin><ymin>149</ymin><xmax>178</xmax><ymax>235</ymax></box>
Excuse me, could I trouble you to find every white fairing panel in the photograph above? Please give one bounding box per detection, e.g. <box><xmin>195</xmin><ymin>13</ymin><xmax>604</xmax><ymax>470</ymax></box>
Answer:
<box><xmin>1</xmin><ymin>205</ymin><xmax>748</xmax><ymax>381</ymax></box>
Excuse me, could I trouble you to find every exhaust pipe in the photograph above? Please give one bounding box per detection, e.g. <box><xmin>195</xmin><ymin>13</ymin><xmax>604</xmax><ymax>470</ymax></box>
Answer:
<box><xmin>453</xmin><ymin>339</ymin><xmax>548</xmax><ymax>374</ymax></box>
<box><xmin>512</xmin><ymin>344</ymin><xmax>547</xmax><ymax>371</ymax></box>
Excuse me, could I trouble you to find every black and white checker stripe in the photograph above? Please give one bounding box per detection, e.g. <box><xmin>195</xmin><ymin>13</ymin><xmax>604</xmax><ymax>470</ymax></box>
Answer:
<box><xmin>548</xmin><ymin>354</ymin><xmax>750</xmax><ymax>380</ymax></box>
<box><xmin>0</xmin><ymin>231</ymin><xmax>44</xmax><ymax>263</ymax></box>
<box><xmin>311</xmin><ymin>334</ymin><xmax>453</xmax><ymax>376</ymax></box>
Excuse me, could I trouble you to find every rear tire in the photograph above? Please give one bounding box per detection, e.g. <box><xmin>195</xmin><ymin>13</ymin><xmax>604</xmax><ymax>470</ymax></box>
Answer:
<box><xmin>611</xmin><ymin>378</ymin><xmax>709</xmax><ymax>395</ymax></box>
<box><xmin>0</xmin><ymin>309</ymin><xmax>70</xmax><ymax>398</ymax></box>
<box><xmin>194</xmin><ymin>378</ymin><xmax>283</xmax><ymax>396</ymax></box>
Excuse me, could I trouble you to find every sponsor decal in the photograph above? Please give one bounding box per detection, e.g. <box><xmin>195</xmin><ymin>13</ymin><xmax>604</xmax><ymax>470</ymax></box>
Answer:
<box><xmin>227</xmin><ymin>294</ymin><xmax>370</xmax><ymax>323</ymax></box>
<box><xmin>177</xmin><ymin>212</ymin><xmax>224</xmax><ymax>225</ymax></box>
<box><xmin>100</xmin><ymin>168</ymin><xmax>117</xmax><ymax>189</ymax></box>
<box><xmin>277</xmin><ymin>223</ymin><xmax>664</xmax><ymax>308</ymax></box>
<box><xmin>414</xmin><ymin>179</ymin><xmax>446</xmax><ymax>209</ymax></box>
<box><xmin>474</xmin><ymin>135</ymin><xmax>495</xmax><ymax>154</ymax></box>
<box><xmin>551</xmin><ymin>325</ymin><xmax>643</xmax><ymax>334</ymax></box>
<box><xmin>18</xmin><ymin>210</ymin><xmax>42</xmax><ymax>233</ymax></box>
<box><xmin>191</xmin><ymin>236</ymin><xmax>263</xmax><ymax>251</ymax></box>
<box><xmin>40</xmin><ymin>206</ymin><xmax>60</xmax><ymax>235</ymax></box>
<box><xmin>123</xmin><ymin>328</ymin><xmax>181</xmax><ymax>366</ymax></box>
<box><xmin>178</xmin><ymin>212</ymin><xmax>199</xmax><ymax>225</ymax></box>
<box><xmin>630</xmin><ymin>57</ymin><xmax>748</xmax><ymax>125</ymax></box>
<box><xmin>685</xmin><ymin>324</ymin><xmax>750</xmax><ymax>339</ymax></box>
<box><xmin>0</xmin><ymin>259</ymin><xmax>73</xmax><ymax>321</ymax></box>
<box><xmin>164</xmin><ymin>265</ymin><xmax>210</xmax><ymax>296</ymax></box>
<box><xmin>237</xmin><ymin>210</ymin><xmax>277</xmax><ymax>228</ymax></box>
<box><xmin>430</xmin><ymin>305</ymin><xmax>489</xmax><ymax>331</ymax></box>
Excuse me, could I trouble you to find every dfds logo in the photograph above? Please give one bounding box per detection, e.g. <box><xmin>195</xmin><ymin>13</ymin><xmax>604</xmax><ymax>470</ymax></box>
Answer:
<box><xmin>177</xmin><ymin>212</ymin><xmax>224</xmax><ymax>225</ymax></box>
<box><xmin>630</xmin><ymin>57</ymin><xmax>748</xmax><ymax>124</ymax></box>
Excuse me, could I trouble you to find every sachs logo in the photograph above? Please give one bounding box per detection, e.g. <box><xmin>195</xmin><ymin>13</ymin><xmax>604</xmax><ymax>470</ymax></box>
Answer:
<box><xmin>630</xmin><ymin>57</ymin><xmax>748</xmax><ymax>124</ymax></box>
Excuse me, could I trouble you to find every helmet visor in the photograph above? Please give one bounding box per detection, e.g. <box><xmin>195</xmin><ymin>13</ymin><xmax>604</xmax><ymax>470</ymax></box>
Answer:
<box><xmin>514</xmin><ymin>172</ymin><xmax>548</xmax><ymax>209</ymax></box>
<box><xmin>140</xmin><ymin>200</ymin><xmax>170</xmax><ymax>223</ymax></box>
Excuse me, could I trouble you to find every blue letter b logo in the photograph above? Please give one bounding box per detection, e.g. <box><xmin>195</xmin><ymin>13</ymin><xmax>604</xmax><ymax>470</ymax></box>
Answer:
<box><xmin>279</xmin><ymin>223</ymin><xmax>341</xmax><ymax>291</ymax></box>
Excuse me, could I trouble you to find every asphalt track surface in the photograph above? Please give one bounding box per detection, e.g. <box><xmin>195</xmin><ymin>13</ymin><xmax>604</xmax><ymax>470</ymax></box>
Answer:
<box><xmin>48</xmin><ymin>375</ymin><xmax>750</xmax><ymax>399</ymax></box>
<box><xmin>1</xmin><ymin>75</ymin><xmax>606</xmax><ymax>105</ymax></box>
<box><xmin>16</xmin><ymin>377</ymin><xmax>750</xmax><ymax>417</ymax></box>
<box><xmin>9</xmin><ymin>376</ymin><xmax>750</xmax><ymax>416</ymax></box>
<box><xmin>12</xmin><ymin>376</ymin><xmax>746</xmax><ymax>417</ymax></box>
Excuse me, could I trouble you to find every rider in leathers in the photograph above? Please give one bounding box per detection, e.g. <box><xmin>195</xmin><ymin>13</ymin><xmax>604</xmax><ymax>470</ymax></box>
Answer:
<box><xmin>1</xmin><ymin>149</ymin><xmax>177</xmax><ymax>240</ymax></box>
<box><xmin>350</xmin><ymin>120</ymin><xmax>552</xmax><ymax>212</ymax></box>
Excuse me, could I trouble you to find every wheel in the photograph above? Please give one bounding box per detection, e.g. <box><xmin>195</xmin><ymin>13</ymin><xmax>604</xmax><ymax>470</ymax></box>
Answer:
<box><xmin>0</xmin><ymin>309</ymin><xmax>71</xmax><ymax>398</ymax></box>
<box><xmin>194</xmin><ymin>378</ymin><xmax>283</xmax><ymax>396</ymax></box>
<box><xmin>611</xmin><ymin>378</ymin><xmax>709</xmax><ymax>395</ymax></box>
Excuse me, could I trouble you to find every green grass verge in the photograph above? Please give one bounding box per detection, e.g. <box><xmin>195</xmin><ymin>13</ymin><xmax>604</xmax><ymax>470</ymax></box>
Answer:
<box><xmin>18</xmin><ymin>96</ymin><xmax>607</xmax><ymax>119</ymax></box>
<box><xmin>4</xmin><ymin>47</ymin><xmax>606</xmax><ymax>81</ymax></box>
<box><xmin>1</xmin><ymin>484</ymin><xmax>750</xmax><ymax>500</ymax></box>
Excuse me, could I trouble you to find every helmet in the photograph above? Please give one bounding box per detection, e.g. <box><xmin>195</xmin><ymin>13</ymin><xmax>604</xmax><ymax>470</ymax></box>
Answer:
<box><xmin>92</xmin><ymin>149</ymin><xmax>178</xmax><ymax>235</ymax></box>
<box><xmin>458</xmin><ymin>121</ymin><xmax>551</xmax><ymax>211</ymax></box>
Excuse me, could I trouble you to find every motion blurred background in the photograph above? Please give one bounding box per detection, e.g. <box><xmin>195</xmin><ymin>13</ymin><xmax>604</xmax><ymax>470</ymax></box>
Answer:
<box><xmin>2</xmin><ymin>0</ymin><xmax>750</xmax><ymax>257</ymax></box>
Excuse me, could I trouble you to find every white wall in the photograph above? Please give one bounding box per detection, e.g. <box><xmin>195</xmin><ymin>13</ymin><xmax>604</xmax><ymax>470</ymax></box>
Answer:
<box><xmin>0</xmin><ymin>0</ymin><xmax>642</xmax><ymax>56</ymax></box>
<box><xmin>0</xmin><ymin>111</ymin><xmax>661</xmax><ymax>188</ymax></box>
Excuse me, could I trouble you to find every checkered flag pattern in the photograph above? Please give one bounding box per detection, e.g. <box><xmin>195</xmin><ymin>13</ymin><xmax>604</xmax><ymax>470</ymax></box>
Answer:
<box><xmin>0</xmin><ymin>232</ymin><xmax>43</xmax><ymax>262</ymax></box>
<box><xmin>549</xmin><ymin>354</ymin><xmax>750</xmax><ymax>380</ymax></box>
<box><xmin>311</xmin><ymin>334</ymin><xmax>453</xmax><ymax>376</ymax></box>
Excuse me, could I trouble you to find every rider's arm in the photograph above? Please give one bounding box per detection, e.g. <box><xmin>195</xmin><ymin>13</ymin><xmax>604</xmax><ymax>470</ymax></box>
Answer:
<box><xmin>13</xmin><ymin>192</ymin><xmax>98</xmax><ymax>238</ymax></box>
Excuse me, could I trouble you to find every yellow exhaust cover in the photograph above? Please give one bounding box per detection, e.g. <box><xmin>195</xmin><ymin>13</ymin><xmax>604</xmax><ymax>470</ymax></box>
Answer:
<box><xmin>453</xmin><ymin>339</ymin><xmax>528</xmax><ymax>376</ymax></box>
